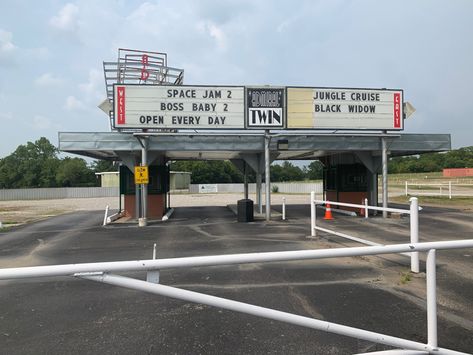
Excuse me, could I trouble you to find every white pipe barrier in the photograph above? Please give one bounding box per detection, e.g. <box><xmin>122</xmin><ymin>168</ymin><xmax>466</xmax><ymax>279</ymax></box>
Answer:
<box><xmin>410</xmin><ymin>198</ymin><xmax>420</xmax><ymax>273</ymax></box>
<box><xmin>356</xmin><ymin>350</ymin><xmax>429</xmax><ymax>355</ymax></box>
<box><xmin>1</xmin><ymin>240</ymin><xmax>472</xmax><ymax>354</ymax></box>
<box><xmin>162</xmin><ymin>208</ymin><xmax>174</xmax><ymax>221</ymax></box>
<box><xmin>106</xmin><ymin>211</ymin><xmax>122</xmax><ymax>224</ymax></box>
<box><xmin>310</xmin><ymin>195</ymin><xmax>421</xmax><ymax>272</ymax></box>
<box><xmin>103</xmin><ymin>205</ymin><xmax>109</xmax><ymax>226</ymax></box>
<box><xmin>80</xmin><ymin>273</ymin><xmax>466</xmax><ymax>355</ymax></box>
<box><xmin>282</xmin><ymin>197</ymin><xmax>286</xmax><ymax>221</ymax></box>
<box><xmin>1</xmin><ymin>240</ymin><xmax>472</xmax><ymax>280</ymax></box>
<box><xmin>313</xmin><ymin>199</ymin><xmax>414</xmax><ymax>215</ymax></box>
<box><xmin>310</xmin><ymin>191</ymin><xmax>316</xmax><ymax>237</ymax></box>
<box><xmin>426</xmin><ymin>249</ymin><xmax>437</xmax><ymax>350</ymax></box>
<box><xmin>405</xmin><ymin>181</ymin><xmax>473</xmax><ymax>199</ymax></box>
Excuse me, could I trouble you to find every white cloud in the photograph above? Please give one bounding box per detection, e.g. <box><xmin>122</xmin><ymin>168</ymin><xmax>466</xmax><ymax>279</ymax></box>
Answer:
<box><xmin>0</xmin><ymin>29</ymin><xmax>17</xmax><ymax>63</ymax></box>
<box><xmin>79</xmin><ymin>69</ymin><xmax>104</xmax><ymax>102</ymax></box>
<box><xmin>27</xmin><ymin>47</ymin><xmax>51</xmax><ymax>60</ymax></box>
<box><xmin>35</xmin><ymin>73</ymin><xmax>63</xmax><ymax>87</ymax></box>
<box><xmin>32</xmin><ymin>115</ymin><xmax>52</xmax><ymax>130</ymax></box>
<box><xmin>49</xmin><ymin>3</ymin><xmax>80</xmax><ymax>32</ymax></box>
<box><xmin>197</xmin><ymin>21</ymin><xmax>227</xmax><ymax>50</ymax></box>
<box><xmin>0</xmin><ymin>112</ymin><xmax>13</xmax><ymax>121</ymax></box>
<box><xmin>64</xmin><ymin>96</ymin><xmax>86</xmax><ymax>111</ymax></box>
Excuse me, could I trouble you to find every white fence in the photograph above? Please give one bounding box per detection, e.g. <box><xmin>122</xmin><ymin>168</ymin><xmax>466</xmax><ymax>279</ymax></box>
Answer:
<box><xmin>189</xmin><ymin>182</ymin><xmax>323</xmax><ymax>194</ymax></box>
<box><xmin>405</xmin><ymin>181</ymin><xmax>473</xmax><ymax>199</ymax></box>
<box><xmin>1</xmin><ymin>239</ymin><xmax>472</xmax><ymax>354</ymax></box>
<box><xmin>310</xmin><ymin>193</ymin><xmax>421</xmax><ymax>273</ymax></box>
<box><xmin>0</xmin><ymin>187</ymin><xmax>119</xmax><ymax>201</ymax></box>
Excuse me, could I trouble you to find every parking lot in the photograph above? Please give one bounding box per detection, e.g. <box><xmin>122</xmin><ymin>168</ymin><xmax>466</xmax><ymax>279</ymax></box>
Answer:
<box><xmin>0</xmin><ymin>195</ymin><xmax>472</xmax><ymax>354</ymax></box>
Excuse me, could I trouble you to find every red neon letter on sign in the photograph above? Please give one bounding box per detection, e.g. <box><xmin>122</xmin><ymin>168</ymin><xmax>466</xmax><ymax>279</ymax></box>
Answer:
<box><xmin>393</xmin><ymin>93</ymin><xmax>401</xmax><ymax>128</ymax></box>
<box><xmin>140</xmin><ymin>54</ymin><xmax>149</xmax><ymax>81</ymax></box>
<box><xmin>117</xmin><ymin>87</ymin><xmax>126</xmax><ymax>124</ymax></box>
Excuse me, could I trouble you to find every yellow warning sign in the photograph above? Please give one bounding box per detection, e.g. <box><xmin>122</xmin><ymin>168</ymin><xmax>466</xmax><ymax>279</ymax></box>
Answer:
<box><xmin>134</xmin><ymin>166</ymin><xmax>149</xmax><ymax>184</ymax></box>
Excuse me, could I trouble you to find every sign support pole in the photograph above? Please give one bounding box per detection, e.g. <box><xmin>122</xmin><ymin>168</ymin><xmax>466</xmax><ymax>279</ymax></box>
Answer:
<box><xmin>265</xmin><ymin>131</ymin><xmax>271</xmax><ymax>221</ymax></box>
<box><xmin>135</xmin><ymin>184</ymin><xmax>140</xmax><ymax>221</ymax></box>
<box><xmin>140</xmin><ymin>137</ymin><xmax>148</xmax><ymax>227</ymax></box>
<box><xmin>382</xmin><ymin>135</ymin><xmax>388</xmax><ymax>218</ymax></box>
<box><xmin>243</xmin><ymin>161</ymin><xmax>249</xmax><ymax>200</ymax></box>
<box><xmin>257</xmin><ymin>172</ymin><xmax>262</xmax><ymax>214</ymax></box>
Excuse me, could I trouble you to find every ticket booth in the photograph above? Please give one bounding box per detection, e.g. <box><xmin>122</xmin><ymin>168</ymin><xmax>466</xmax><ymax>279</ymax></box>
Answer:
<box><xmin>323</xmin><ymin>154</ymin><xmax>377</xmax><ymax>214</ymax></box>
<box><xmin>119</xmin><ymin>165</ymin><xmax>170</xmax><ymax>218</ymax></box>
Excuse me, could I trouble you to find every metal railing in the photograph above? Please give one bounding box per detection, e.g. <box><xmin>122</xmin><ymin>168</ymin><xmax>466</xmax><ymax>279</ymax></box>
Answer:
<box><xmin>405</xmin><ymin>181</ymin><xmax>473</xmax><ymax>199</ymax></box>
<box><xmin>1</xmin><ymin>240</ymin><xmax>472</xmax><ymax>354</ymax></box>
<box><xmin>310</xmin><ymin>192</ymin><xmax>421</xmax><ymax>273</ymax></box>
<box><xmin>102</xmin><ymin>48</ymin><xmax>184</xmax><ymax>130</ymax></box>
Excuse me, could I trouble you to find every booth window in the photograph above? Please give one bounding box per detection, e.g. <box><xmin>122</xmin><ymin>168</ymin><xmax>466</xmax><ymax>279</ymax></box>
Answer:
<box><xmin>338</xmin><ymin>164</ymin><xmax>367</xmax><ymax>192</ymax></box>
<box><xmin>120</xmin><ymin>165</ymin><xmax>170</xmax><ymax>195</ymax></box>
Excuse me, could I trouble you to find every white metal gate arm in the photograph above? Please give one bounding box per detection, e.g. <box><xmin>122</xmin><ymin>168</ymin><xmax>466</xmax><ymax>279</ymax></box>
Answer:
<box><xmin>1</xmin><ymin>240</ymin><xmax>473</xmax><ymax>280</ymax></box>
<box><xmin>80</xmin><ymin>273</ymin><xmax>467</xmax><ymax>355</ymax></box>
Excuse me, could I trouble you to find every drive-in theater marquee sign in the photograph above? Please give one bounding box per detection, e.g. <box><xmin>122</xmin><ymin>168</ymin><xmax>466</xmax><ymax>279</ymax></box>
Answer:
<box><xmin>114</xmin><ymin>84</ymin><xmax>403</xmax><ymax>131</ymax></box>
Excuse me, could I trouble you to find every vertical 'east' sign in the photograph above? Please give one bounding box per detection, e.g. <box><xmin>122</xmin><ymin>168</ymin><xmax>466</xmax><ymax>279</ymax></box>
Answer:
<box><xmin>246</xmin><ymin>87</ymin><xmax>285</xmax><ymax>129</ymax></box>
<box><xmin>287</xmin><ymin>87</ymin><xmax>404</xmax><ymax>130</ymax></box>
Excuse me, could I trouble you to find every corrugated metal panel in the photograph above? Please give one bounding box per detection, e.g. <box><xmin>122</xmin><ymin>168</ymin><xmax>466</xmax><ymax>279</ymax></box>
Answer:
<box><xmin>189</xmin><ymin>182</ymin><xmax>322</xmax><ymax>194</ymax></box>
<box><xmin>0</xmin><ymin>187</ymin><xmax>119</xmax><ymax>201</ymax></box>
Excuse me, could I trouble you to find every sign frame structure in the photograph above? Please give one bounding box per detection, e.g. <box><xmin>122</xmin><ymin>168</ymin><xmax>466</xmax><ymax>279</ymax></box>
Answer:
<box><xmin>113</xmin><ymin>84</ymin><xmax>246</xmax><ymax>130</ymax></box>
<box><xmin>245</xmin><ymin>87</ymin><xmax>285</xmax><ymax>129</ymax></box>
<box><xmin>134</xmin><ymin>166</ymin><xmax>149</xmax><ymax>184</ymax></box>
<box><xmin>286</xmin><ymin>86</ymin><xmax>404</xmax><ymax>131</ymax></box>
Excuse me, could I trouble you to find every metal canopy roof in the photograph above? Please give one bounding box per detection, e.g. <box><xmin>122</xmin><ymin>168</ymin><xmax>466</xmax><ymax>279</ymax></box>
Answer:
<box><xmin>58</xmin><ymin>132</ymin><xmax>451</xmax><ymax>162</ymax></box>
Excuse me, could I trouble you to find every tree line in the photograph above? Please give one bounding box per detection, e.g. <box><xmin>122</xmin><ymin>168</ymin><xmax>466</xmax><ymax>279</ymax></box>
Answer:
<box><xmin>388</xmin><ymin>146</ymin><xmax>473</xmax><ymax>173</ymax></box>
<box><xmin>0</xmin><ymin>137</ymin><xmax>323</xmax><ymax>188</ymax></box>
<box><xmin>170</xmin><ymin>160</ymin><xmax>324</xmax><ymax>184</ymax></box>
<box><xmin>0</xmin><ymin>137</ymin><xmax>115</xmax><ymax>188</ymax></box>
<box><xmin>1</xmin><ymin>137</ymin><xmax>472</xmax><ymax>188</ymax></box>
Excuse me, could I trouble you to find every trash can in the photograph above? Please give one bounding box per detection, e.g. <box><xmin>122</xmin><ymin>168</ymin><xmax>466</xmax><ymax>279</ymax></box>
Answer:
<box><xmin>237</xmin><ymin>199</ymin><xmax>254</xmax><ymax>222</ymax></box>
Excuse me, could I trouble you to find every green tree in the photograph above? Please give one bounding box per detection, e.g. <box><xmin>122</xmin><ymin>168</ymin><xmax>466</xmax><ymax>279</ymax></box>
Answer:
<box><xmin>170</xmin><ymin>160</ymin><xmax>244</xmax><ymax>184</ymax></box>
<box><xmin>306</xmin><ymin>160</ymin><xmax>324</xmax><ymax>180</ymax></box>
<box><xmin>90</xmin><ymin>159</ymin><xmax>117</xmax><ymax>173</ymax></box>
<box><xmin>270</xmin><ymin>161</ymin><xmax>305</xmax><ymax>182</ymax></box>
<box><xmin>0</xmin><ymin>137</ymin><xmax>60</xmax><ymax>188</ymax></box>
<box><xmin>56</xmin><ymin>157</ymin><xmax>96</xmax><ymax>187</ymax></box>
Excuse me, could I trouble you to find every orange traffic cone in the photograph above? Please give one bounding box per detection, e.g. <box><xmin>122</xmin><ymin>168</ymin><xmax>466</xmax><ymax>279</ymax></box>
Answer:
<box><xmin>324</xmin><ymin>203</ymin><xmax>334</xmax><ymax>220</ymax></box>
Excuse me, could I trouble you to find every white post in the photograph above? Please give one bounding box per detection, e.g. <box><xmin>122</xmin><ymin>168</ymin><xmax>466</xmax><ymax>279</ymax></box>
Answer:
<box><xmin>147</xmin><ymin>243</ymin><xmax>160</xmax><ymax>283</ymax></box>
<box><xmin>310</xmin><ymin>191</ymin><xmax>316</xmax><ymax>237</ymax></box>
<box><xmin>264</xmin><ymin>131</ymin><xmax>271</xmax><ymax>221</ymax></box>
<box><xmin>449</xmin><ymin>181</ymin><xmax>452</xmax><ymax>199</ymax></box>
<box><xmin>282</xmin><ymin>197</ymin><xmax>286</xmax><ymax>221</ymax></box>
<box><xmin>103</xmin><ymin>205</ymin><xmax>109</xmax><ymax>226</ymax></box>
<box><xmin>364</xmin><ymin>198</ymin><xmax>369</xmax><ymax>219</ymax></box>
<box><xmin>439</xmin><ymin>185</ymin><xmax>442</xmax><ymax>196</ymax></box>
<box><xmin>409</xmin><ymin>197</ymin><xmax>420</xmax><ymax>273</ymax></box>
<box><xmin>405</xmin><ymin>181</ymin><xmax>408</xmax><ymax>196</ymax></box>
<box><xmin>426</xmin><ymin>249</ymin><xmax>438</xmax><ymax>350</ymax></box>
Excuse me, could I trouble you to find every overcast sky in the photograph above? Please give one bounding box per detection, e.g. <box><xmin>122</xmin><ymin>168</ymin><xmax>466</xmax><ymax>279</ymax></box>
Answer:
<box><xmin>0</xmin><ymin>0</ymin><xmax>472</xmax><ymax>158</ymax></box>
